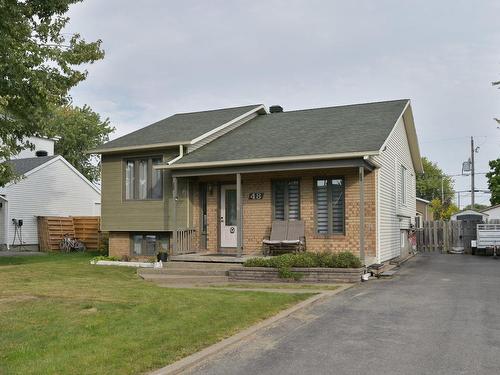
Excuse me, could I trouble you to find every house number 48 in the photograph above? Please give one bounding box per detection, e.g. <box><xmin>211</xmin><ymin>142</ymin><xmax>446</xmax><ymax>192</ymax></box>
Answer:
<box><xmin>248</xmin><ymin>192</ymin><xmax>263</xmax><ymax>200</ymax></box>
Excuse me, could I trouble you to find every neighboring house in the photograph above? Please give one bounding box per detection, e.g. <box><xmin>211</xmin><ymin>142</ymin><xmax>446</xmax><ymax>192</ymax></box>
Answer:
<box><xmin>450</xmin><ymin>209</ymin><xmax>488</xmax><ymax>221</ymax></box>
<box><xmin>0</xmin><ymin>137</ymin><xmax>101</xmax><ymax>250</ymax></box>
<box><xmin>416</xmin><ymin>197</ymin><xmax>431</xmax><ymax>227</ymax></box>
<box><xmin>92</xmin><ymin>99</ymin><xmax>422</xmax><ymax>265</ymax></box>
<box><xmin>481</xmin><ymin>204</ymin><xmax>500</xmax><ymax>220</ymax></box>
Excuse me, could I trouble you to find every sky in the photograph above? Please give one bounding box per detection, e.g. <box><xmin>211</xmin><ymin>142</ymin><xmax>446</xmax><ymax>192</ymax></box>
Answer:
<box><xmin>66</xmin><ymin>0</ymin><xmax>500</xmax><ymax>208</ymax></box>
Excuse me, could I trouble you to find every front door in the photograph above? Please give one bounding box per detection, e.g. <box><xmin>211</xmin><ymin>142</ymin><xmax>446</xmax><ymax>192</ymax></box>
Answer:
<box><xmin>220</xmin><ymin>184</ymin><xmax>237</xmax><ymax>248</ymax></box>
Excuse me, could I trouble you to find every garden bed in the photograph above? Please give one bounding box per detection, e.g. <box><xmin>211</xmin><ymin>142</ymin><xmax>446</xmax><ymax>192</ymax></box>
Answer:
<box><xmin>232</xmin><ymin>251</ymin><xmax>364</xmax><ymax>283</ymax></box>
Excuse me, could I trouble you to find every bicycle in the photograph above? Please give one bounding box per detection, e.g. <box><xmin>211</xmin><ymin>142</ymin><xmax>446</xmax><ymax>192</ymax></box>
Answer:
<box><xmin>59</xmin><ymin>233</ymin><xmax>86</xmax><ymax>253</ymax></box>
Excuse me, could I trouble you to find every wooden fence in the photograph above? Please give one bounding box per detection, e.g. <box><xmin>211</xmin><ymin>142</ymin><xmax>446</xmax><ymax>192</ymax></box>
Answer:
<box><xmin>417</xmin><ymin>219</ymin><xmax>500</xmax><ymax>253</ymax></box>
<box><xmin>37</xmin><ymin>216</ymin><xmax>101</xmax><ymax>251</ymax></box>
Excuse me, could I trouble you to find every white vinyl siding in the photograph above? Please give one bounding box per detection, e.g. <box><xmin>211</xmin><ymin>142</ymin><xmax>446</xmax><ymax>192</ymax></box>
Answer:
<box><xmin>0</xmin><ymin>199</ymin><xmax>6</xmax><ymax>247</ymax></box>
<box><xmin>374</xmin><ymin>116</ymin><xmax>416</xmax><ymax>262</ymax></box>
<box><xmin>4</xmin><ymin>157</ymin><xmax>101</xmax><ymax>246</ymax></box>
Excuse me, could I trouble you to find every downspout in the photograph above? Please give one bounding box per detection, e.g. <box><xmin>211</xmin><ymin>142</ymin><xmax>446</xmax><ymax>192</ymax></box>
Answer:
<box><xmin>168</xmin><ymin>145</ymin><xmax>184</xmax><ymax>165</ymax></box>
<box><xmin>168</xmin><ymin>146</ymin><xmax>183</xmax><ymax>254</ymax></box>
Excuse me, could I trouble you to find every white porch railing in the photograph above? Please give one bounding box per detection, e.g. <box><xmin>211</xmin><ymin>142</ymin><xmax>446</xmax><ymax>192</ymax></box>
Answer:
<box><xmin>173</xmin><ymin>228</ymin><xmax>196</xmax><ymax>255</ymax></box>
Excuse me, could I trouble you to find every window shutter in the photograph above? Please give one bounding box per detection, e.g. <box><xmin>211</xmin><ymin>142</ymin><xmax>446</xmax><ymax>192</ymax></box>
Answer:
<box><xmin>273</xmin><ymin>181</ymin><xmax>285</xmax><ymax>220</ymax></box>
<box><xmin>316</xmin><ymin>179</ymin><xmax>329</xmax><ymax>233</ymax></box>
<box><xmin>287</xmin><ymin>180</ymin><xmax>300</xmax><ymax>220</ymax></box>
<box><xmin>331</xmin><ymin>178</ymin><xmax>344</xmax><ymax>234</ymax></box>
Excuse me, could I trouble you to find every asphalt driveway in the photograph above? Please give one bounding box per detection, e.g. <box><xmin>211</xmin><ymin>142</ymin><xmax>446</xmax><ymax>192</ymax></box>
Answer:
<box><xmin>189</xmin><ymin>253</ymin><xmax>500</xmax><ymax>375</ymax></box>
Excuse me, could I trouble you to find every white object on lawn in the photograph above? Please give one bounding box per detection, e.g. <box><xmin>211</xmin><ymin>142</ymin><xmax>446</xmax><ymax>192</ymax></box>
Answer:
<box><xmin>93</xmin><ymin>260</ymin><xmax>154</xmax><ymax>268</ymax></box>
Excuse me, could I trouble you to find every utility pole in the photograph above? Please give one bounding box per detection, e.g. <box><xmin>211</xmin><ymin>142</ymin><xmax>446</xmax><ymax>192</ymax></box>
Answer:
<box><xmin>441</xmin><ymin>177</ymin><xmax>444</xmax><ymax>203</ymax></box>
<box><xmin>470</xmin><ymin>136</ymin><xmax>475</xmax><ymax>208</ymax></box>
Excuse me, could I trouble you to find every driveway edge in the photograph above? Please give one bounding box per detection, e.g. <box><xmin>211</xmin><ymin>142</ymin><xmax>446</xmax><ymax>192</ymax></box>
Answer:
<box><xmin>149</xmin><ymin>284</ymin><xmax>355</xmax><ymax>375</ymax></box>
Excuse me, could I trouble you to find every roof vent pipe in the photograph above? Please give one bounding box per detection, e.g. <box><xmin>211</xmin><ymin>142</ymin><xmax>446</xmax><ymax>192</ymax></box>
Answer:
<box><xmin>269</xmin><ymin>105</ymin><xmax>283</xmax><ymax>113</ymax></box>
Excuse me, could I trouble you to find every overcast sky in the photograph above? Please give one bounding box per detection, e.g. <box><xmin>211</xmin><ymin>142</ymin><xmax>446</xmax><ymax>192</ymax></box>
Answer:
<box><xmin>67</xmin><ymin>0</ymin><xmax>500</xmax><ymax>207</ymax></box>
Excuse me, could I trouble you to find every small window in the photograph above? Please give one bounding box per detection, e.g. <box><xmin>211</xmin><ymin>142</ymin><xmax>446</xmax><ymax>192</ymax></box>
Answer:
<box><xmin>138</xmin><ymin>159</ymin><xmax>148</xmax><ymax>199</ymax></box>
<box><xmin>225</xmin><ymin>189</ymin><xmax>237</xmax><ymax>226</ymax></box>
<box><xmin>272</xmin><ymin>179</ymin><xmax>300</xmax><ymax>220</ymax></box>
<box><xmin>315</xmin><ymin>177</ymin><xmax>345</xmax><ymax>235</ymax></box>
<box><xmin>125</xmin><ymin>160</ymin><xmax>135</xmax><ymax>200</ymax></box>
<box><xmin>400</xmin><ymin>165</ymin><xmax>407</xmax><ymax>206</ymax></box>
<box><xmin>124</xmin><ymin>156</ymin><xmax>164</xmax><ymax>200</ymax></box>
<box><xmin>151</xmin><ymin>158</ymin><xmax>163</xmax><ymax>199</ymax></box>
<box><xmin>131</xmin><ymin>233</ymin><xmax>169</xmax><ymax>256</ymax></box>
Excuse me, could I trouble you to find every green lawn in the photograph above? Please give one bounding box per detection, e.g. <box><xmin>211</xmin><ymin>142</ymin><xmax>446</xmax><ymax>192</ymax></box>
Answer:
<box><xmin>0</xmin><ymin>254</ymin><xmax>311</xmax><ymax>375</ymax></box>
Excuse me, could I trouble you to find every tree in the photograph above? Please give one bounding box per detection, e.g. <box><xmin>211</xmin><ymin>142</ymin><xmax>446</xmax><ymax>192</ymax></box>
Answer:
<box><xmin>47</xmin><ymin>105</ymin><xmax>114</xmax><ymax>183</ymax></box>
<box><xmin>0</xmin><ymin>0</ymin><xmax>104</xmax><ymax>186</ymax></box>
<box><xmin>416</xmin><ymin>157</ymin><xmax>454</xmax><ymax>202</ymax></box>
<box><xmin>486</xmin><ymin>158</ymin><xmax>500</xmax><ymax>205</ymax></box>
<box><xmin>430</xmin><ymin>198</ymin><xmax>459</xmax><ymax>220</ymax></box>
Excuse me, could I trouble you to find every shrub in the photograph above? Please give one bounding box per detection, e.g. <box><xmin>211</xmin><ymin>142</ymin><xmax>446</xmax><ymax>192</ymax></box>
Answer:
<box><xmin>243</xmin><ymin>257</ymin><xmax>271</xmax><ymax>267</ymax></box>
<box><xmin>90</xmin><ymin>255</ymin><xmax>120</xmax><ymax>263</ymax></box>
<box><xmin>335</xmin><ymin>251</ymin><xmax>362</xmax><ymax>268</ymax></box>
<box><xmin>243</xmin><ymin>251</ymin><xmax>362</xmax><ymax>279</ymax></box>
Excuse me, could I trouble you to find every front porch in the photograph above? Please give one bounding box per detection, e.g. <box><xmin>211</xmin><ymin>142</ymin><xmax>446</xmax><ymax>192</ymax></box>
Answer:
<box><xmin>167</xmin><ymin>157</ymin><xmax>377</xmax><ymax>265</ymax></box>
<box><xmin>169</xmin><ymin>251</ymin><xmax>267</xmax><ymax>264</ymax></box>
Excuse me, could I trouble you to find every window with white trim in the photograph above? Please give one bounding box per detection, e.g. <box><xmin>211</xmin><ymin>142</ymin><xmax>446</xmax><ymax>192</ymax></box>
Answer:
<box><xmin>124</xmin><ymin>157</ymin><xmax>163</xmax><ymax>200</ymax></box>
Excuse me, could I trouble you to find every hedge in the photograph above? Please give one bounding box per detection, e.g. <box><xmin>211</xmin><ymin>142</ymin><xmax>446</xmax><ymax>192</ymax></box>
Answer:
<box><xmin>243</xmin><ymin>251</ymin><xmax>362</xmax><ymax>269</ymax></box>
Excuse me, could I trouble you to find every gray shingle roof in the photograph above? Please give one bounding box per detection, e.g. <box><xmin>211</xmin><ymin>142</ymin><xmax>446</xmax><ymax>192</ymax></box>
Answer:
<box><xmin>97</xmin><ymin>104</ymin><xmax>262</xmax><ymax>151</ymax></box>
<box><xmin>176</xmin><ymin>99</ymin><xmax>408</xmax><ymax>165</ymax></box>
<box><xmin>7</xmin><ymin>155</ymin><xmax>58</xmax><ymax>175</ymax></box>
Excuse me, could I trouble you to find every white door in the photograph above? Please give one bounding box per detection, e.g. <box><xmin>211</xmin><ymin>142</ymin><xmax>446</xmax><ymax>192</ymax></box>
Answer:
<box><xmin>220</xmin><ymin>184</ymin><xmax>237</xmax><ymax>248</ymax></box>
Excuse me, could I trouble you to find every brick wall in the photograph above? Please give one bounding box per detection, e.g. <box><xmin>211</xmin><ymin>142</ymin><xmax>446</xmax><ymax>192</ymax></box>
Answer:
<box><xmin>194</xmin><ymin>168</ymin><xmax>376</xmax><ymax>259</ymax></box>
<box><xmin>108</xmin><ymin>232</ymin><xmax>130</xmax><ymax>257</ymax></box>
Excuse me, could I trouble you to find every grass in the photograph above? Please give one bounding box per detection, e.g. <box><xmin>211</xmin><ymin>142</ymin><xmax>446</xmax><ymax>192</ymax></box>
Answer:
<box><xmin>207</xmin><ymin>283</ymin><xmax>341</xmax><ymax>291</ymax></box>
<box><xmin>0</xmin><ymin>253</ymin><xmax>312</xmax><ymax>375</ymax></box>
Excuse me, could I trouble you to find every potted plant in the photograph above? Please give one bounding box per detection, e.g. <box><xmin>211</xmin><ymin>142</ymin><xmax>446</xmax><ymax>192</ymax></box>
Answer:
<box><xmin>157</xmin><ymin>251</ymin><xmax>168</xmax><ymax>262</ymax></box>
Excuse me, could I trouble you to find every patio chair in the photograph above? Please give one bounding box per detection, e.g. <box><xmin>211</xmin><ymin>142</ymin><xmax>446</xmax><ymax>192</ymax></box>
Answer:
<box><xmin>262</xmin><ymin>220</ymin><xmax>306</xmax><ymax>255</ymax></box>
<box><xmin>282</xmin><ymin>220</ymin><xmax>306</xmax><ymax>252</ymax></box>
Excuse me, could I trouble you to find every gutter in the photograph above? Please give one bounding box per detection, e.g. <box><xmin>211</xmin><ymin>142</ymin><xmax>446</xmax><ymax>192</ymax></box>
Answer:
<box><xmin>155</xmin><ymin>151</ymin><xmax>380</xmax><ymax>170</ymax></box>
<box><xmin>87</xmin><ymin>141</ymin><xmax>190</xmax><ymax>155</ymax></box>
<box><xmin>364</xmin><ymin>155</ymin><xmax>381</xmax><ymax>169</ymax></box>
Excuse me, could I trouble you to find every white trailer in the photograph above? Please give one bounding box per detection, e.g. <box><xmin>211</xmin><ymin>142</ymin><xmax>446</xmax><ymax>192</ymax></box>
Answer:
<box><xmin>474</xmin><ymin>224</ymin><xmax>500</xmax><ymax>258</ymax></box>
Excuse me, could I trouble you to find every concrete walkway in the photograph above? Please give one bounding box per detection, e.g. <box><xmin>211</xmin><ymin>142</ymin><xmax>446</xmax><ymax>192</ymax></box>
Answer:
<box><xmin>188</xmin><ymin>253</ymin><xmax>500</xmax><ymax>375</ymax></box>
<box><xmin>0</xmin><ymin>251</ymin><xmax>46</xmax><ymax>257</ymax></box>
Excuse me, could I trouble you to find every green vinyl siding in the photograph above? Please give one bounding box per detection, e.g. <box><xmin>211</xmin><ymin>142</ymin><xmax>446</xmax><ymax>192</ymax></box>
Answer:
<box><xmin>101</xmin><ymin>151</ymin><xmax>177</xmax><ymax>232</ymax></box>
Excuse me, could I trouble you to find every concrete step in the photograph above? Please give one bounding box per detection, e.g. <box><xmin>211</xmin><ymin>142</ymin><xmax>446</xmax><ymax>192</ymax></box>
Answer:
<box><xmin>164</xmin><ymin>261</ymin><xmax>241</xmax><ymax>270</ymax></box>
<box><xmin>142</xmin><ymin>268</ymin><xmax>229</xmax><ymax>276</ymax></box>
<box><xmin>140</xmin><ymin>274</ymin><xmax>228</xmax><ymax>284</ymax></box>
